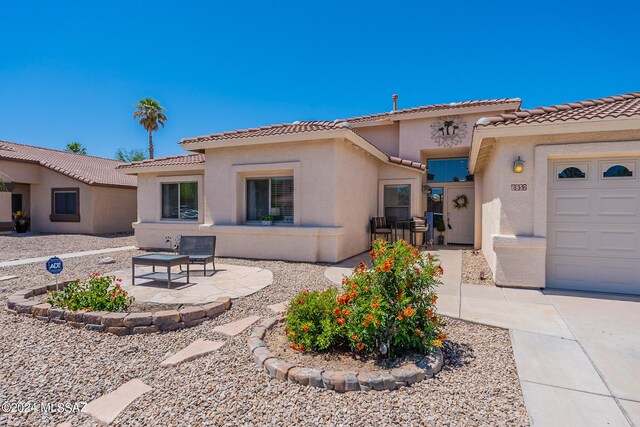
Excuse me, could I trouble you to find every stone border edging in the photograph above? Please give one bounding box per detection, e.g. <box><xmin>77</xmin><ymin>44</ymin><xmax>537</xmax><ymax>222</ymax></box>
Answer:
<box><xmin>248</xmin><ymin>316</ymin><xmax>444</xmax><ymax>392</ymax></box>
<box><xmin>6</xmin><ymin>281</ymin><xmax>232</xmax><ymax>335</ymax></box>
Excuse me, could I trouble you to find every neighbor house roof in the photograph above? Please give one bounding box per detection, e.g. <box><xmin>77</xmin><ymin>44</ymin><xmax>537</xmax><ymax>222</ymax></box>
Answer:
<box><xmin>477</xmin><ymin>91</ymin><xmax>640</xmax><ymax>127</ymax></box>
<box><xmin>343</xmin><ymin>98</ymin><xmax>522</xmax><ymax>124</ymax></box>
<box><xmin>116</xmin><ymin>153</ymin><xmax>205</xmax><ymax>170</ymax></box>
<box><xmin>0</xmin><ymin>140</ymin><xmax>136</xmax><ymax>188</ymax></box>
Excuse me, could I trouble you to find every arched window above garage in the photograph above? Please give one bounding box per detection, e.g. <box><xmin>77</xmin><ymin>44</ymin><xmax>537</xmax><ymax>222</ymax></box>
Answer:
<box><xmin>558</xmin><ymin>166</ymin><xmax>586</xmax><ymax>179</ymax></box>
<box><xmin>603</xmin><ymin>164</ymin><xmax>633</xmax><ymax>178</ymax></box>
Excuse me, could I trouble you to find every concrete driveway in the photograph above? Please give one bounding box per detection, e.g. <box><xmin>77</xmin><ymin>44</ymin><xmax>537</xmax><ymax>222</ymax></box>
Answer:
<box><xmin>325</xmin><ymin>249</ymin><xmax>640</xmax><ymax>426</ymax></box>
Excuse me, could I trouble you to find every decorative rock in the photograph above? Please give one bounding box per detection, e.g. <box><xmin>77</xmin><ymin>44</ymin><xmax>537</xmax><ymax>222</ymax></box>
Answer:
<box><xmin>250</xmin><ymin>326</ymin><xmax>267</xmax><ymax>340</ymax></box>
<box><xmin>85</xmin><ymin>324</ymin><xmax>105</xmax><ymax>332</ymax></box>
<box><xmin>35</xmin><ymin>316</ymin><xmax>50</xmax><ymax>323</ymax></box>
<box><xmin>213</xmin><ymin>315</ymin><xmax>260</xmax><ymax>337</ymax></box>
<box><xmin>132</xmin><ymin>325</ymin><xmax>159</xmax><ymax>334</ymax></box>
<box><xmin>64</xmin><ymin>311</ymin><xmax>85</xmax><ymax>322</ymax></box>
<box><xmin>15</xmin><ymin>300</ymin><xmax>39</xmax><ymax>314</ymax></box>
<box><xmin>417</xmin><ymin>349</ymin><xmax>444</xmax><ymax>377</ymax></box>
<box><xmin>179</xmin><ymin>306</ymin><xmax>205</xmax><ymax>322</ymax></box>
<box><xmin>391</xmin><ymin>367</ymin><xmax>418</xmax><ymax>386</ymax></box>
<box><xmin>68</xmin><ymin>321</ymin><xmax>85</xmax><ymax>329</ymax></box>
<box><xmin>48</xmin><ymin>308</ymin><xmax>65</xmax><ymax>319</ymax></box>
<box><xmin>260</xmin><ymin>316</ymin><xmax>280</xmax><ymax>329</ymax></box>
<box><xmin>289</xmin><ymin>367</ymin><xmax>325</xmax><ymax>388</ymax></box>
<box><xmin>51</xmin><ymin>318</ymin><xmax>66</xmax><ymax>325</ymax></box>
<box><xmin>153</xmin><ymin>310</ymin><xmax>181</xmax><ymax>326</ymax></box>
<box><xmin>160</xmin><ymin>339</ymin><xmax>225</xmax><ymax>367</ymax></box>
<box><xmin>105</xmin><ymin>327</ymin><xmax>129</xmax><ymax>336</ymax></box>
<box><xmin>102</xmin><ymin>312</ymin><xmax>128</xmax><ymax>327</ymax></box>
<box><xmin>202</xmin><ymin>302</ymin><xmax>225</xmax><ymax>318</ymax></box>
<box><xmin>83</xmin><ymin>311</ymin><xmax>108</xmax><ymax>325</ymax></box>
<box><xmin>247</xmin><ymin>337</ymin><xmax>265</xmax><ymax>352</ymax></box>
<box><xmin>123</xmin><ymin>313</ymin><xmax>153</xmax><ymax>327</ymax></box>
<box><xmin>98</xmin><ymin>256</ymin><xmax>115</xmax><ymax>264</ymax></box>
<box><xmin>264</xmin><ymin>359</ymin><xmax>293</xmax><ymax>381</ymax></box>
<box><xmin>30</xmin><ymin>285</ymin><xmax>49</xmax><ymax>296</ymax></box>
<box><xmin>253</xmin><ymin>347</ymin><xmax>274</xmax><ymax>368</ymax></box>
<box><xmin>32</xmin><ymin>303</ymin><xmax>51</xmax><ymax>317</ymax></box>
<box><xmin>81</xmin><ymin>378</ymin><xmax>152</xmax><ymax>424</ymax></box>
<box><xmin>160</xmin><ymin>322</ymin><xmax>185</xmax><ymax>332</ymax></box>
<box><xmin>6</xmin><ymin>297</ymin><xmax>29</xmax><ymax>310</ymax></box>
<box><xmin>184</xmin><ymin>317</ymin><xmax>208</xmax><ymax>328</ymax></box>
<box><xmin>216</xmin><ymin>296</ymin><xmax>232</xmax><ymax>310</ymax></box>
<box><xmin>266</xmin><ymin>301</ymin><xmax>288</xmax><ymax>314</ymax></box>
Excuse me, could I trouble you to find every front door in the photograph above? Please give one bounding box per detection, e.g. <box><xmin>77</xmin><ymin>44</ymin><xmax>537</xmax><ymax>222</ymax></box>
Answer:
<box><xmin>445</xmin><ymin>186</ymin><xmax>474</xmax><ymax>245</ymax></box>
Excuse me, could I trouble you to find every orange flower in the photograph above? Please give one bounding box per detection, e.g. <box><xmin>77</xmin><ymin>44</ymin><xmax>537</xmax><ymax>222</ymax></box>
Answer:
<box><xmin>403</xmin><ymin>306</ymin><xmax>415</xmax><ymax>317</ymax></box>
<box><xmin>438</xmin><ymin>332</ymin><xmax>447</xmax><ymax>340</ymax></box>
<box><xmin>364</xmin><ymin>313</ymin><xmax>374</xmax><ymax>321</ymax></box>
<box><xmin>349</xmin><ymin>291</ymin><xmax>358</xmax><ymax>299</ymax></box>
<box><xmin>298</xmin><ymin>299</ymin><xmax>303</xmax><ymax>305</ymax></box>
<box><xmin>426</xmin><ymin>309</ymin><xmax>434</xmax><ymax>318</ymax></box>
<box><xmin>396</xmin><ymin>291</ymin><xmax>403</xmax><ymax>301</ymax></box>
<box><xmin>342</xmin><ymin>309</ymin><xmax>351</xmax><ymax>317</ymax></box>
<box><xmin>397</xmin><ymin>314</ymin><xmax>404</xmax><ymax>321</ymax></box>
<box><xmin>336</xmin><ymin>317</ymin><xmax>346</xmax><ymax>325</ymax></box>
<box><xmin>302</xmin><ymin>325</ymin><xmax>309</xmax><ymax>331</ymax></box>
<box><xmin>333</xmin><ymin>307</ymin><xmax>341</xmax><ymax>316</ymax></box>
<box><xmin>351</xmin><ymin>334</ymin><xmax>359</xmax><ymax>341</ymax></box>
<box><xmin>432</xmin><ymin>339</ymin><xmax>442</xmax><ymax>347</ymax></box>
<box><xmin>289</xmin><ymin>331</ymin><xmax>295</xmax><ymax>338</ymax></box>
<box><xmin>362</xmin><ymin>321</ymin><xmax>370</xmax><ymax>327</ymax></box>
<box><xmin>299</xmin><ymin>344</ymin><xmax>304</xmax><ymax>351</ymax></box>
<box><xmin>415</xmin><ymin>268</ymin><xmax>421</xmax><ymax>275</ymax></box>
<box><xmin>430</xmin><ymin>295</ymin><xmax>438</xmax><ymax>304</ymax></box>
<box><xmin>415</xmin><ymin>328</ymin><xmax>424</xmax><ymax>337</ymax></box>
<box><xmin>370</xmin><ymin>301</ymin><xmax>379</xmax><ymax>309</ymax></box>
<box><xmin>356</xmin><ymin>342</ymin><xmax>365</xmax><ymax>350</ymax></box>
<box><xmin>358</xmin><ymin>261</ymin><xmax>366</xmax><ymax>270</ymax></box>
<box><xmin>437</xmin><ymin>266</ymin><xmax>444</xmax><ymax>276</ymax></box>
<box><xmin>302</xmin><ymin>290</ymin><xmax>309</xmax><ymax>295</ymax></box>
<box><xmin>369</xmin><ymin>249</ymin><xmax>377</xmax><ymax>260</ymax></box>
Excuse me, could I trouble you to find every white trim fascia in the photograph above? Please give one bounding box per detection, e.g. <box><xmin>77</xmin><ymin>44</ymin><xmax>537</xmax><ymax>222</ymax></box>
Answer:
<box><xmin>117</xmin><ymin>163</ymin><xmax>205</xmax><ymax>175</ymax></box>
<box><xmin>180</xmin><ymin>129</ymin><xmax>349</xmax><ymax>151</ymax></box>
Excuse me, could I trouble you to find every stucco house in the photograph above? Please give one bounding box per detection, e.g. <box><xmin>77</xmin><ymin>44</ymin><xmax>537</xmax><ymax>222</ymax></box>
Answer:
<box><xmin>0</xmin><ymin>140</ymin><xmax>137</xmax><ymax>234</ymax></box>
<box><xmin>118</xmin><ymin>91</ymin><xmax>640</xmax><ymax>295</ymax></box>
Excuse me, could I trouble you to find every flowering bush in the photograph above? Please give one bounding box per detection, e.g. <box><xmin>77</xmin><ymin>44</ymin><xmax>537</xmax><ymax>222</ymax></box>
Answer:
<box><xmin>47</xmin><ymin>273</ymin><xmax>133</xmax><ymax>312</ymax></box>
<box><xmin>285</xmin><ymin>239</ymin><xmax>444</xmax><ymax>358</ymax></box>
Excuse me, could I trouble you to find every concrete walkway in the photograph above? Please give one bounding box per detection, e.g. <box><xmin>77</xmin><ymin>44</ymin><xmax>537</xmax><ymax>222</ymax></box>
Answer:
<box><xmin>325</xmin><ymin>249</ymin><xmax>640</xmax><ymax>427</ymax></box>
<box><xmin>0</xmin><ymin>245</ymin><xmax>137</xmax><ymax>268</ymax></box>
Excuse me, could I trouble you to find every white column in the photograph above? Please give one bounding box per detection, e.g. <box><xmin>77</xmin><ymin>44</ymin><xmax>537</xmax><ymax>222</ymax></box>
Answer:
<box><xmin>473</xmin><ymin>173</ymin><xmax>482</xmax><ymax>249</ymax></box>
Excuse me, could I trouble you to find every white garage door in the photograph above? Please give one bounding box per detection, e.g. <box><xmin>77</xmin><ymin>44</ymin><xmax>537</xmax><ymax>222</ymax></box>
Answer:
<box><xmin>547</xmin><ymin>158</ymin><xmax>640</xmax><ymax>295</ymax></box>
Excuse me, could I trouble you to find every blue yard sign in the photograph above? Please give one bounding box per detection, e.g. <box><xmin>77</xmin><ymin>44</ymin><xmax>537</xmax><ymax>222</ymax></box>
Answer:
<box><xmin>46</xmin><ymin>257</ymin><xmax>63</xmax><ymax>275</ymax></box>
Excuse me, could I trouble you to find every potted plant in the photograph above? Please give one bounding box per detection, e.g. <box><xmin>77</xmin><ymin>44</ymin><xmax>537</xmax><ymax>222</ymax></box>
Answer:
<box><xmin>260</xmin><ymin>214</ymin><xmax>275</xmax><ymax>226</ymax></box>
<box><xmin>13</xmin><ymin>211</ymin><xmax>29</xmax><ymax>234</ymax></box>
<box><xmin>434</xmin><ymin>219</ymin><xmax>445</xmax><ymax>245</ymax></box>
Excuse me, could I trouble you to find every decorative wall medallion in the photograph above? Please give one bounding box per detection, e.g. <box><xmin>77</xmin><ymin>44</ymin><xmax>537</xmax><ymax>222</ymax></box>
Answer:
<box><xmin>430</xmin><ymin>116</ymin><xmax>468</xmax><ymax>148</ymax></box>
<box><xmin>452</xmin><ymin>194</ymin><xmax>468</xmax><ymax>209</ymax></box>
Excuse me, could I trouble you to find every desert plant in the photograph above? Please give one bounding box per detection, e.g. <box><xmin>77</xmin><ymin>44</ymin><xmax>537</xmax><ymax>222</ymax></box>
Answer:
<box><xmin>47</xmin><ymin>273</ymin><xmax>133</xmax><ymax>312</ymax></box>
<box><xmin>284</xmin><ymin>239</ymin><xmax>444</xmax><ymax>358</ymax></box>
<box><xmin>133</xmin><ymin>98</ymin><xmax>167</xmax><ymax>159</ymax></box>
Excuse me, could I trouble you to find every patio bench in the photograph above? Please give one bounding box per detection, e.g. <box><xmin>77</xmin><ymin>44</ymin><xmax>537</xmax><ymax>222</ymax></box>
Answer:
<box><xmin>179</xmin><ymin>235</ymin><xmax>217</xmax><ymax>276</ymax></box>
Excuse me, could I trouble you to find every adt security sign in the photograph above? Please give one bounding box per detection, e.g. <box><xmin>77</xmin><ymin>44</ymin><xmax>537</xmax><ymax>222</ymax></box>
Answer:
<box><xmin>46</xmin><ymin>257</ymin><xmax>64</xmax><ymax>275</ymax></box>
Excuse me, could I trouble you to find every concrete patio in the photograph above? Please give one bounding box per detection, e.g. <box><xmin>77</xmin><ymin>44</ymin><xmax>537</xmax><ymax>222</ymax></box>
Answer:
<box><xmin>109</xmin><ymin>263</ymin><xmax>273</xmax><ymax>305</ymax></box>
<box><xmin>325</xmin><ymin>249</ymin><xmax>640</xmax><ymax>427</ymax></box>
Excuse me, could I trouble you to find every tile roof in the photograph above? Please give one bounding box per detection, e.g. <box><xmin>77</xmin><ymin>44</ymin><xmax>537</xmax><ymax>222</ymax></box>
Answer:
<box><xmin>180</xmin><ymin>121</ymin><xmax>350</xmax><ymax>145</ymax></box>
<box><xmin>116</xmin><ymin>153</ymin><xmax>205</xmax><ymax>170</ymax></box>
<box><xmin>0</xmin><ymin>140</ymin><xmax>136</xmax><ymax>188</ymax></box>
<box><xmin>477</xmin><ymin>91</ymin><xmax>640</xmax><ymax>127</ymax></box>
<box><xmin>343</xmin><ymin>98</ymin><xmax>522</xmax><ymax>124</ymax></box>
<box><xmin>388</xmin><ymin>156</ymin><xmax>426</xmax><ymax>171</ymax></box>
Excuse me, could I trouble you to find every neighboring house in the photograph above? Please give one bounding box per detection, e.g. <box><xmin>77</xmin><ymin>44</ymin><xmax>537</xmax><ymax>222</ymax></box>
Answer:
<box><xmin>117</xmin><ymin>98</ymin><xmax>520</xmax><ymax>263</ymax></box>
<box><xmin>118</xmin><ymin>91</ymin><xmax>640</xmax><ymax>295</ymax></box>
<box><xmin>0</xmin><ymin>141</ymin><xmax>137</xmax><ymax>234</ymax></box>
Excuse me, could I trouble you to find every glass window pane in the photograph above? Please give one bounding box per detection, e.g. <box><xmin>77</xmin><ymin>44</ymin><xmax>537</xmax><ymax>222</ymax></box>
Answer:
<box><xmin>179</xmin><ymin>182</ymin><xmax>198</xmax><ymax>220</ymax></box>
<box><xmin>161</xmin><ymin>183</ymin><xmax>179</xmax><ymax>219</ymax></box>
<box><xmin>54</xmin><ymin>192</ymin><xmax>77</xmax><ymax>215</ymax></box>
<box><xmin>384</xmin><ymin>185</ymin><xmax>410</xmax><ymax>222</ymax></box>
<box><xmin>271</xmin><ymin>177</ymin><xmax>293</xmax><ymax>223</ymax></box>
<box><xmin>603</xmin><ymin>165</ymin><xmax>633</xmax><ymax>178</ymax></box>
<box><xmin>427</xmin><ymin>158</ymin><xmax>473</xmax><ymax>183</ymax></box>
<box><xmin>246</xmin><ymin>179</ymin><xmax>269</xmax><ymax>221</ymax></box>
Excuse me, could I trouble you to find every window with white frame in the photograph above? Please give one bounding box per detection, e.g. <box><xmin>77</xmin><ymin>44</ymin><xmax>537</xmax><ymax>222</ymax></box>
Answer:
<box><xmin>161</xmin><ymin>182</ymin><xmax>198</xmax><ymax>220</ymax></box>
<box><xmin>246</xmin><ymin>177</ymin><xmax>294</xmax><ymax>223</ymax></box>
<box><xmin>384</xmin><ymin>184</ymin><xmax>411</xmax><ymax>222</ymax></box>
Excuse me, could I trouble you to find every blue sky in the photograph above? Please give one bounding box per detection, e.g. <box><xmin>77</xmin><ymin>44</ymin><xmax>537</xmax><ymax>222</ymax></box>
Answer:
<box><xmin>1</xmin><ymin>1</ymin><xmax>638</xmax><ymax>159</ymax></box>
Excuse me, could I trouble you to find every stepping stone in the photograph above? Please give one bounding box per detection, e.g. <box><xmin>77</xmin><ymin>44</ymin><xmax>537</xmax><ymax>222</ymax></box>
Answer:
<box><xmin>267</xmin><ymin>301</ymin><xmax>288</xmax><ymax>314</ymax></box>
<box><xmin>81</xmin><ymin>378</ymin><xmax>152</xmax><ymax>424</ymax></box>
<box><xmin>0</xmin><ymin>275</ymin><xmax>18</xmax><ymax>282</ymax></box>
<box><xmin>160</xmin><ymin>339</ymin><xmax>225</xmax><ymax>367</ymax></box>
<box><xmin>213</xmin><ymin>315</ymin><xmax>261</xmax><ymax>336</ymax></box>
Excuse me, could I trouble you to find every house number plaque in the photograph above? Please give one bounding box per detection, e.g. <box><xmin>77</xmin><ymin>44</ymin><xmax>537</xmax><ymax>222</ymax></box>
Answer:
<box><xmin>511</xmin><ymin>184</ymin><xmax>527</xmax><ymax>191</ymax></box>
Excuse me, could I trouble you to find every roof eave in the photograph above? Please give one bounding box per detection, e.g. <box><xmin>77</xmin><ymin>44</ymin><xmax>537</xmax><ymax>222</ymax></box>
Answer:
<box><xmin>116</xmin><ymin>163</ymin><xmax>206</xmax><ymax>175</ymax></box>
<box><xmin>179</xmin><ymin>129</ymin><xmax>348</xmax><ymax>151</ymax></box>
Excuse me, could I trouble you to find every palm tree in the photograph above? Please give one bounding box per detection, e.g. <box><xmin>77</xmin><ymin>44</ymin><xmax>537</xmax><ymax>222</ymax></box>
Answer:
<box><xmin>115</xmin><ymin>148</ymin><xmax>147</xmax><ymax>163</ymax></box>
<box><xmin>133</xmin><ymin>98</ymin><xmax>167</xmax><ymax>159</ymax></box>
<box><xmin>65</xmin><ymin>141</ymin><xmax>87</xmax><ymax>154</ymax></box>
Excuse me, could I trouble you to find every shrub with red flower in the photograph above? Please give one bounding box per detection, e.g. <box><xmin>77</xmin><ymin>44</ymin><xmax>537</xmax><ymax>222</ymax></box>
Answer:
<box><xmin>285</xmin><ymin>239</ymin><xmax>445</xmax><ymax>357</ymax></box>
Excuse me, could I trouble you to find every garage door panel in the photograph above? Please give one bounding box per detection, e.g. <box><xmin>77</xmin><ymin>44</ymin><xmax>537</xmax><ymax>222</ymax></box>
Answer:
<box><xmin>547</xmin><ymin>157</ymin><xmax>640</xmax><ymax>295</ymax></box>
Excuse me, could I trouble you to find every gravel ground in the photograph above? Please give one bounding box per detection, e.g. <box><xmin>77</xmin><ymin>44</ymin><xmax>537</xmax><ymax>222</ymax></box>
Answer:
<box><xmin>0</xmin><ymin>232</ymin><xmax>136</xmax><ymax>262</ymax></box>
<box><xmin>0</xmin><ymin>250</ymin><xmax>528</xmax><ymax>426</ymax></box>
<box><xmin>461</xmin><ymin>250</ymin><xmax>496</xmax><ymax>286</ymax></box>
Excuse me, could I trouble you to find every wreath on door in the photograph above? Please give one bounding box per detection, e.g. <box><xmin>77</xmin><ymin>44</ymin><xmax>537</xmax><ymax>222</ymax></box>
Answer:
<box><xmin>452</xmin><ymin>194</ymin><xmax>468</xmax><ymax>209</ymax></box>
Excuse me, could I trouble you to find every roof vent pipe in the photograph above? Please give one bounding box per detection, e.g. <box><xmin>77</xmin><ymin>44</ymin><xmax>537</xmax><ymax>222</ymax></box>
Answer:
<box><xmin>392</xmin><ymin>94</ymin><xmax>398</xmax><ymax>111</ymax></box>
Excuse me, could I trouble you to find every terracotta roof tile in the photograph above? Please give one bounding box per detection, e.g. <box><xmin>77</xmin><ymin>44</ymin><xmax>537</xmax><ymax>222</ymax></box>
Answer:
<box><xmin>0</xmin><ymin>140</ymin><xmax>136</xmax><ymax>188</ymax></box>
<box><xmin>477</xmin><ymin>91</ymin><xmax>640</xmax><ymax>127</ymax></box>
<box><xmin>388</xmin><ymin>156</ymin><xmax>426</xmax><ymax>171</ymax></box>
<box><xmin>116</xmin><ymin>153</ymin><xmax>205</xmax><ymax>170</ymax></box>
<box><xmin>343</xmin><ymin>98</ymin><xmax>522</xmax><ymax>123</ymax></box>
<box><xmin>180</xmin><ymin>121</ymin><xmax>349</xmax><ymax>144</ymax></box>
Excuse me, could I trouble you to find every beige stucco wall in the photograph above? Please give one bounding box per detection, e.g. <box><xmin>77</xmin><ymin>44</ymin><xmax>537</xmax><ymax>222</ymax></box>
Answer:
<box><xmin>133</xmin><ymin>138</ymin><xmax>424</xmax><ymax>262</ymax></box>
<box><xmin>0</xmin><ymin>159</ymin><xmax>136</xmax><ymax>234</ymax></box>
<box><xmin>354</xmin><ymin>124</ymin><xmax>400</xmax><ymax>157</ymax></box>
<box><xmin>477</xmin><ymin>128</ymin><xmax>640</xmax><ymax>288</ymax></box>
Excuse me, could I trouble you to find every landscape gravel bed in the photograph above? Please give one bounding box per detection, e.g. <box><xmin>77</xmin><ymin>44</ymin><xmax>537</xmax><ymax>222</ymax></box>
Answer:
<box><xmin>0</xmin><ymin>252</ymin><xmax>528</xmax><ymax>426</ymax></box>
<box><xmin>461</xmin><ymin>250</ymin><xmax>496</xmax><ymax>286</ymax></box>
<box><xmin>0</xmin><ymin>232</ymin><xmax>136</xmax><ymax>262</ymax></box>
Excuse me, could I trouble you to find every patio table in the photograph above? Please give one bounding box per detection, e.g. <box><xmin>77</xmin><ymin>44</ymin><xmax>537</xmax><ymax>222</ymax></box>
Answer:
<box><xmin>131</xmin><ymin>254</ymin><xmax>190</xmax><ymax>288</ymax></box>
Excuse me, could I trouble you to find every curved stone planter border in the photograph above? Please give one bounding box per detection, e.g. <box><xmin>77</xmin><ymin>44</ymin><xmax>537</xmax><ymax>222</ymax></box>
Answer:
<box><xmin>248</xmin><ymin>316</ymin><xmax>444</xmax><ymax>392</ymax></box>
<box><xmin>6</xmin><ymin>281</ymin><xmax>232</xmax><ymax>336</ymax></box>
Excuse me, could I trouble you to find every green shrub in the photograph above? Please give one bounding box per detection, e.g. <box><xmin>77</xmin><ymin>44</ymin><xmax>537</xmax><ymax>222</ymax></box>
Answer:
<box><xmin>285</xmin><ymin>239</ymin><xmax>445</xmax><ymax>358</ymax></box>
<box><xmin>47</xmin><ymin>273</ymin><xmax>133</xmax><ymax>312</ymax></box>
